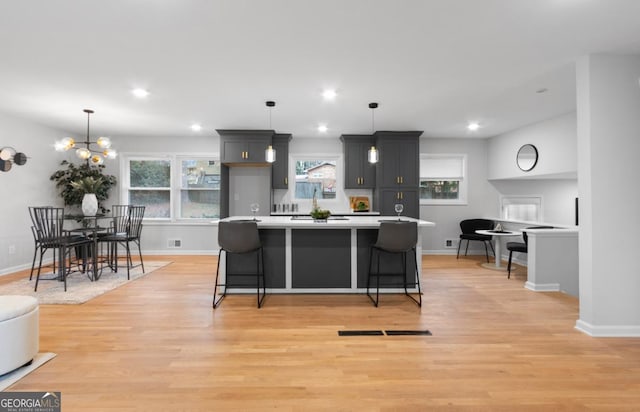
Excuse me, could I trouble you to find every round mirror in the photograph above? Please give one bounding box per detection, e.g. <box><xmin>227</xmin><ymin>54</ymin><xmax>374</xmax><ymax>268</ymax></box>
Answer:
<box><xmin>516</xmin><ymin>144</ymin><xmax>538</xmax><ymax>172</ymax></box>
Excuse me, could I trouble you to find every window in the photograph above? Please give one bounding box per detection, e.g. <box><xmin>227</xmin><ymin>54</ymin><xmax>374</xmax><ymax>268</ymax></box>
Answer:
<box><xmin>122</xmin><ymin>154</ymin><xmax>220</xmax><ymax>220</ymax></box>
<box><xmin>294</xmin><ymin>159</ymin><xmax>338</xmax><ymax>199</ymax></box>
<box><xmin>179</xmin><ymin>158</ymin><xmax>221</xmax><ymax>219</ymax></box>
<box><xmin>500</xmin><ymin>195</ymin><xmax>542</xmax><ymax>222</ymax></box>
<box><xmin>419</xmin><ymin>154</ymin><xmax>467</xmax><ymax>205</ymax></box>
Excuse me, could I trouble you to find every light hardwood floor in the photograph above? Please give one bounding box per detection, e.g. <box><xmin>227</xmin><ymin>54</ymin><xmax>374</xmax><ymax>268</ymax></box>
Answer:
<box><xmin>3</xmin><ymin>255</ymin><xmax>640</xmax><ymax>411</ymax></box>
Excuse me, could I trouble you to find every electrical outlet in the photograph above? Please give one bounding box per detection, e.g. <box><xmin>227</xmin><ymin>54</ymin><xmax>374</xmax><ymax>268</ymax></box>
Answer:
<box><xmin>444</xmin><ymin>239</ymin><xmax>457</xmax><ymax>249</ymax></box>
<box><xmin>167</xmin><ymin>239</ymin><xmax>182</xmax><ymax>248</ymax></box>
<box><xmin>8</xmin><ymin>245</ymin><xmax>16</xmax><ymax>254</ymax></box>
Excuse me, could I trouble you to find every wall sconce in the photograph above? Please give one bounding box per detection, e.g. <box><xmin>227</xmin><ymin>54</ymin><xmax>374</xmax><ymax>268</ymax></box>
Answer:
<box><xmin>0</xmin><ymin>147</ymin><xmax>27</xmax><ymax>172</ymax></box>
<box><xmin>368</xmin><ymin>102</ymin><xmax>379</xmax><ymax>164</ymax></box>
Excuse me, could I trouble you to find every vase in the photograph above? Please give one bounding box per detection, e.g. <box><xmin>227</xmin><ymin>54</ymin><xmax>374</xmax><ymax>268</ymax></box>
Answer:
<box><xmin>82</xmin><ymin>193</ymin><xmax>98</xmax><ymax>216</ymax></box>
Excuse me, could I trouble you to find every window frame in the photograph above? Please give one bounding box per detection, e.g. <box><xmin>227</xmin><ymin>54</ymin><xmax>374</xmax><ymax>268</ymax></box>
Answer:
<box><xmin>120</xmin><ymin>153</ymin><xmax>220</xmax><ymax>222</ymax></box>
<box><xmin>419</xmin><ymin>153</ymin><xmax>468</xmax><ymax>205</ymax></box>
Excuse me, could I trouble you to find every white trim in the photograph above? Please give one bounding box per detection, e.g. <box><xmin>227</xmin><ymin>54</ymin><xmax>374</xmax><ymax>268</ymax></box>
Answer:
<box><xmin>524</xmin><ymin>281</ymin><xmax>560</xmax><ymax>292</ymax></box>
<box><xmin>575</xmin><ymin>320</ymin><xmax>640</xmax><ymax>337</ymax></box>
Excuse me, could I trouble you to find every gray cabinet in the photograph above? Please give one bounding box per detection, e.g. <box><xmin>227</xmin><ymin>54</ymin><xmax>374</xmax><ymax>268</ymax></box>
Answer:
<box><xmin>341</xmin><ymin>134</ymin><xmax>376</xmax><ymax>189</ymax></box>
<box><xmin>378</xmin><ymin>188</ymin><xmax>419</xmax><ymax>220</ymax></box>
<box><xmin>217</xmin><ymin>129</ymin><xmax>274</xmax><ymax>164</ymax></box>
<box><xmin>271</xmin><ymin>134</ymin><xmax>291</xmax><ymax>189</ymax></box>
<box><xmin>377</xmin><ymin>136</ymin><xmax>419</xmax><ymax>187</ymax></box>
<box><xmin>373</xmin><ymin>131</ymin><xmax>422</xmax><ymax>218</ymax></box>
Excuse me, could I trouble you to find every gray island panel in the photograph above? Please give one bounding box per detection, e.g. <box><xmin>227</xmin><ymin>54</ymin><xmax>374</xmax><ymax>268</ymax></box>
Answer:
<box><xmin>292</xmin><ymin>229</ymin><xmax>351</xmax><ymax>288</ymax></box>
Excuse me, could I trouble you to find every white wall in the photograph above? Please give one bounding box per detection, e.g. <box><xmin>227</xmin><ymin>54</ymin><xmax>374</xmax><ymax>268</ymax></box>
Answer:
<box><xmin>0</xmin><ymin>112</ymin><xmax>70</xmax><ymax>275</ymax></box>
<box><xmin>486</xmin><ymin>112</ymin><xmax>578</xmax><ymax>227</ymax></box>
<box><xmin>419</xmin><ymin>138</ymin><xmax>498</xmax><ymax>253</ymax></box>
<box><xmin>576</xmin><ymin>54</ymin><xmax>640</xmax><ymax>336</ymax></box>
<box><xmin>487</xmin><ymin>112</ymin><xmax>577</xmax><ymax>180</ymax></box>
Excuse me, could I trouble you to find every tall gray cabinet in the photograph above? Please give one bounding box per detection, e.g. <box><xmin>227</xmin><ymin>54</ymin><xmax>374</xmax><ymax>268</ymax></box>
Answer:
<box><xmin>271</xmin><ymin>134</ymin><xmax>291</xmax><ymax>189</ymax></box>
<box><xmin>340</xmin><ymin>134</ymin><xmax>376</xmax><ymax>189</ymax></box>
<box><xmin>373</xmin><ymin>131</ymin><xmax>423</xmax><ymax>218</ymax></box>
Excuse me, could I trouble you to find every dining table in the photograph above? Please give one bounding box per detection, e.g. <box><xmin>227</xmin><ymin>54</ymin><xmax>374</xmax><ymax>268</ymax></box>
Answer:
<box><xmin>475</xmin><ymin>229</ymin><xmax>522</xmax><ymax>270</ymax></box>
<box><xmin>64</xmin><ymin>214</ymin><xmax>110</xmax><ymax>281</ymax></box>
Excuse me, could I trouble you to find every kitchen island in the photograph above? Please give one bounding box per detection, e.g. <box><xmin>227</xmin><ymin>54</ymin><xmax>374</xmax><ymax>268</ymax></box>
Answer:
<box><xmin>213</xmin><ymin>215</ymin><xmax>435</xmax><ymax>293</ymax></box>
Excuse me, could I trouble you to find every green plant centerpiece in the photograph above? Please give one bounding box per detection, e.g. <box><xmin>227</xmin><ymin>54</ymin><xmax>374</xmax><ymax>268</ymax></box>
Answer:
<box><xmin>310</xmin><ymin>208</ymin><xmax>331</xmax><ymax>220</ymax></box>
<box><xmin>50</xmin><ymin>160</ymin><xmax>117</xmax><ymax>214</ymax></box>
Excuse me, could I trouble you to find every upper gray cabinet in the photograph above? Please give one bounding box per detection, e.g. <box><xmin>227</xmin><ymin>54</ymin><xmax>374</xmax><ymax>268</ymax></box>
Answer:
<box><xmin>375</xmin><ymin>131</ymin><xmax>421</xmax><ymax>188</ymax></box>
<box><xmin>340</xmin><ymin>134</ymin><xmax>376</xmax><ymax>189</ymax></box>
<box><xmin>217</xmin><ymin>129</ymin><xmax>274</xmax><ymax>164</ymax></box>
<box><xmin>271</xmin><ymin>134</ymin><xmax>291</xmax><ymax>189</ymax></box>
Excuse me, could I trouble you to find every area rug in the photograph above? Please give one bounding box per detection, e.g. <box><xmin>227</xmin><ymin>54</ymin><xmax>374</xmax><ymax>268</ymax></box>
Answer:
<box><xmin>0</xmin><ymin>261</ymin><xmax>171</xmax><ymax>304</ymax></box>
<box><xmin>0</xmin><ymin>352</ymin><xmax>56</xmax><ymax>391</ymax></box>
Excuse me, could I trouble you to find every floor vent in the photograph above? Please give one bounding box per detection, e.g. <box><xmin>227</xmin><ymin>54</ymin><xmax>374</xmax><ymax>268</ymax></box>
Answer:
<box><xmin>385</xmin><ymin>330</ymin><xmax>432</xmax><ymax>336</ymax></box>
<box><xmin>338</xmin><ymin>330</ymin><xmax>432</xmax><ymax>336</ymax></box>
<box><xmin>338</xmin><ymin>330</ymin><xmax>384</xmax><ymax>336</ymax></box>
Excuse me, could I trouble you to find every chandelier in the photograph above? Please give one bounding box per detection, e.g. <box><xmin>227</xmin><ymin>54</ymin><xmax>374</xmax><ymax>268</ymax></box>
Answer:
<box><xmin>55</xmin><ymin>109</ymin><xmax>117</xmax><ymax>165</ymax></box>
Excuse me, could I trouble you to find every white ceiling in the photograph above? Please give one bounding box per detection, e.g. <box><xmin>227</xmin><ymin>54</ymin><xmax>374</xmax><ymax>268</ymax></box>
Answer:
<box><xmin>1</xmin><ymin>1</ymin><xmax>640</xmax><ymax>140</ymax></box>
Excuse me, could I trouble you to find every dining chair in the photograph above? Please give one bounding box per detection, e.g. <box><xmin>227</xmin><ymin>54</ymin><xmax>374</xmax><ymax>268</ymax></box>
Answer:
<box><xmin>28</xmin><ymin>206</ymin><xmax>93</xmax><ymax>291</ymax></box>
<box><xmin>98</xmin><ymin>205</ymin><xmax>145</xmax><ymax>279</ymax></box>
<box><xmin>213</xmin><ymin>221</ymin><xmax>266</xmax><ymax>309</ymax></box>
<box><xmin>456</xmin><ymin>219</ymin><xmax>495</xmax><ymax>262</ymax></box>
<box><xmin>506</xmin><ymin>226</ymin><xmax>554</xmax><ymax>278</ymax></box>
<box><xmin>366</xmin><ymin>221</ymin><xmax>421</xmax><ymax>307</ymax></box>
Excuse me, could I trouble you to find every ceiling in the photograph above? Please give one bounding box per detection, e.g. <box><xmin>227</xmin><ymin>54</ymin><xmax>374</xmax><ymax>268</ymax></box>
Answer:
<box><xmin>1</xmin><ymin>1</ymin><xmax>640</xmax><ymax>140</ymax></box>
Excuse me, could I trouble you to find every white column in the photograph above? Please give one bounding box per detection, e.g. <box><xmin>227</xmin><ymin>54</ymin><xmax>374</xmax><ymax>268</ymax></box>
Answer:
<box><xmin>575</xmin><ymin>54</ymin><xmax>640</xmax><ymax>336</ymax></box>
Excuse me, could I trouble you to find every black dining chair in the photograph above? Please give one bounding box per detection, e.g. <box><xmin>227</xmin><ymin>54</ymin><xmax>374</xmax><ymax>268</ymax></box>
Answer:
<box><xmin>366</xmin><ymin>221</ymin><xmax>421</xmax><ymax>307</ymax></box>
<box><xmin>506</xmin><ymin>226</ymin><xmax>554</xmax><ymax>278</ymax></box>
<box><xmin>98</xmin><ymin>205</ymin><xmax>146</xmax><ymax>279</ymax></box>
<box><xmin>213</xmin><ymin>221</ymin><xmax>266</xmax><ymax>309</ymax></box>
<box><xmin>28</xmin><ymin>206</ymin><xmax>93</xmax><ymax>291</ymax></box>
<box><xmin>456</xmin><ymin>219</ymin><xmax>495</xmax><ymax>262</ymax></box>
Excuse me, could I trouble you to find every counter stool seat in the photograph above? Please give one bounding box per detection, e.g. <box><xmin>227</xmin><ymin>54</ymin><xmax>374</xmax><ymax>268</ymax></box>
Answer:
<box><xmin>0</xmin><ymin>295</ymin><xmax>39</xmax><ymax>375</ymax></box>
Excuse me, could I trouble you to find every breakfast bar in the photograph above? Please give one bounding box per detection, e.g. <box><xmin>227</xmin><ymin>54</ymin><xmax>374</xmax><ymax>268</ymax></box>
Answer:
<box><xmin>213</xmin><ymin>215</ymin><xmax>435</xmax><ymax>293</ymax></box>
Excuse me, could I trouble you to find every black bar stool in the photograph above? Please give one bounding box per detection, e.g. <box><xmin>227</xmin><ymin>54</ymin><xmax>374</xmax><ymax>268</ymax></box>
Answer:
<box><xmin>213</xmin><ymin>221</ymin><xmax>266</xmax><ymax>308</ymax></box>
<box><xmin>366</xmin><ymin>221</ymin><xmax>422</xmax><ymax>307</ymax></box>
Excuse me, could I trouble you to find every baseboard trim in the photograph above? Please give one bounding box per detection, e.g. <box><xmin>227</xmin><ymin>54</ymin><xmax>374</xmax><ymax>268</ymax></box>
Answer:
<box><xmin>524</xmin><ymin>281</ymin><xmax>560</xmax><ymax>292</ymax></box>
<box><xmin>575</xmin><ymin>320</ymin><xmax>640</xmax><ymax>337</ymax></box>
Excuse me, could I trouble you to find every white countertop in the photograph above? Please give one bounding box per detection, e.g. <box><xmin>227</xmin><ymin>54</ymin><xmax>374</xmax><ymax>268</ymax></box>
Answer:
<box><xmin>214</xmin><ymin>215</ymin><xmax>435</xmax><ymax>229</ymax></box>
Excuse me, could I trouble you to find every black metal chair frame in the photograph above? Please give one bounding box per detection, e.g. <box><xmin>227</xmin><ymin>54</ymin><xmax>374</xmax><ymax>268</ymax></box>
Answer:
<box><xmin>507</xmin><ymin>226</ymin><xmax>554</xmax><ymax>278</ymax></box>
<box><xmin>213</xmin><ymin>221</ymin><xmax>266</xmax><ymax>309</ymax></box>
<box><xmin>456</xmin><ymin>219</ymin><xmax>496</xmax><ymax>263</ymax></box>
<box><xmin>366</xmin><ymin>221</ymin><xmax>422</xmax><ymax>307</ymax></box>
<box><xmin>98</xmin><ymin>205</ymin><xmax>145</xmax><ymax>280</ymax></box>
<box><xmin>29</xmin><ymin>206</ymin><xmax>93</xmax><ymax>292</ymax></box>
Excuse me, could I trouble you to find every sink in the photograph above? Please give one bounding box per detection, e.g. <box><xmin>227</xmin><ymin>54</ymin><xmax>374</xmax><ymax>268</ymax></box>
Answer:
<box><xmin>291</xmin><ymin>216</ymin><xmax>349</xmax><ymax>221</ymax></box>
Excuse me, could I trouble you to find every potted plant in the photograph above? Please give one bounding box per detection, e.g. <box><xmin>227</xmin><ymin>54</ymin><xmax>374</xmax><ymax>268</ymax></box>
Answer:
<box><xmin>50</xmin><ymin>160</ymin><xmax>117</xmax><ymax>214</ymax></box>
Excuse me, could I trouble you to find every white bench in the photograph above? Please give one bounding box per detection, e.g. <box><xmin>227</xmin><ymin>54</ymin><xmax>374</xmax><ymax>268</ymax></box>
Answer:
<box><xmin>0</xmin><ymin>295</ymin><xmax>39</xmax><ymax>375</ymax></box>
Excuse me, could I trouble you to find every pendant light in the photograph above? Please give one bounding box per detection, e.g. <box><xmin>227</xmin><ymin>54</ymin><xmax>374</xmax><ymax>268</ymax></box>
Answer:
<box><xmin>367</xmin><ymin>102</ymin><xmax>379</xmax><ymax>164</ymax></box>
<box><xmin>265</xmin><ymin>101</ymin><xmax>276</xmax><ymax>163</ymax></box>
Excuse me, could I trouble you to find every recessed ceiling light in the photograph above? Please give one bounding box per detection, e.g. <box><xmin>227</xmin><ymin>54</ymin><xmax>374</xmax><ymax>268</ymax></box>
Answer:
<box><xmin>191</xmin><ymin>124</ymin><xmax>202</xmax><ymax>132</ymax></box>
<box><xmin>322</xmin><ymin>89</ymin><xmax>337</xmax><ymax>100</ymax></box>
<box><xmin>131</xmin><ymin>88</ymin><xmax>149</xmax><ymax>98</ymax></box>
<box><xmin>317</xmin><ymin>124</ymin><xmax>328</xmax><ymax>133</ymax></box>
<box><xmin>467</xmin><ymin>122</ymin><xmax>480</xmax><ymax>131</ymax></box>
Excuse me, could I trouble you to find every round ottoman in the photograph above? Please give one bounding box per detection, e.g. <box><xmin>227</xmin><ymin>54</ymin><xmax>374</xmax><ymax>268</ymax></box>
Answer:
<box><xmin>0</xmin><ymin>295</ymin><xmax>39</xmax><ymax>375</ymax></box>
